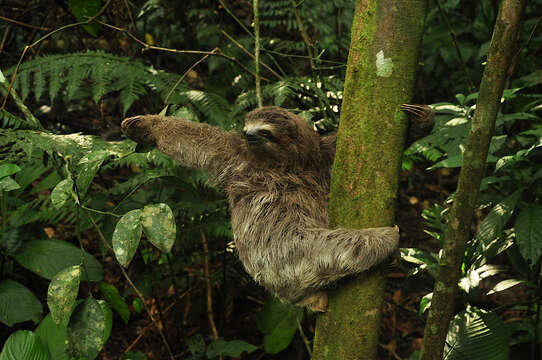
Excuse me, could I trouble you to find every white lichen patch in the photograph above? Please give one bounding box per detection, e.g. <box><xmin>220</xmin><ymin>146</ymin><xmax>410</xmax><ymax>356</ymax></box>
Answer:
<box><xmin>376</xmin><ymin>50</ymin><xmax>393</xmax><ymax>77</ymax></box>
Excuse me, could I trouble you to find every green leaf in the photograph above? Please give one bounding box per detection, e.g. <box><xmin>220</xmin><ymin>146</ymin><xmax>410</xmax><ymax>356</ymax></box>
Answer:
<box><xmin>67</xmin><ymin>298</ymin><xmax>107</xmax><ymax>360</ymax></box>
<box><xmin>76</xmin><ymin>150</ymin><xmax>109</xmax><ymax>198</ymax></box>
<box><xmin>97</xmin><ymin>300</ymin><xmax>113</xmax><ymax>343</ymax></box>
<box><xmin>419</xmin><ymin>292</ymin><xmax>432</xmax><ymax>316</ymax></box>
<box><xmin>444</xmin><ymin>306</ymin><xmax>508</xmax><ymax>360</ymax></box>
<box><xmin>0</xmin><ymin>280</ymin><xmax>43</xmax><ymax>327</ymax></box>
<box><xmin>35</xmin><ymin>314</ymin><xmax>69</xmax><ymax>360</ymax></box>
<box><xmin>476</xmin><ymin>191</ymin><xmax>521</xmax><ymax>247</ymax></box>
<box><xmin>141</xmin><ymin>203</ymin><xmax>176</xmax><ymax>253</ymax></box>
<box><xmin>0</xmin><ymin>177</ymin><xmax>20</xmax><ymax>192</ymax></box>
<box><xmin>112</xmin><ymin>209</ymin><xmax>143</xmax><ymax>267</ymax></box>
<box><xmin>206</xmin><ymin>339</ymin><xmax>258</xmax><ymax>358</ymax></box>
<box><xmin>486</xmin><ymin>279</ymin><xmax>524</xmax><ymax>295</ymax></box>
<box><xmin>0</xmin><ymin>330</ymin><xmax>50</xmax><ymax>360</ymax></box>
<box><xmin>12</xmin><ymin>239</ymin><xmax>103</xmax><ymax>281</ymax></box>
<box><xmin>69</xmin><ymin>0</ymin><xmax>101</xmax><ymax>36</ymax></box>
<box><xmin>188</xmin><ymin>334</ymin><xmax>205</xmax><ymax>357</ymax></box>
<box><xmin>514</xmin><ymin>203</ymin><xmax>542</xmax><ymax>265</ymax></box>
<box><xmin>258</xmin><ymin>297</ymin><xmax>303</xmax><ymax>355</ymax></box>
<box><xmin>0</xmin><ymin>164</ymin><xmax>21</xmax><ymax>179</ymax></box>
<box><xmin>99</xmin><ymin>282</ymin><xmax>130</xmax><ymax>324</ymax></box>
<box><xmin>51</xmin><ymin>178</ymin><xmax>75</xmax><ymax>209</ymax></box>
<box><xmin>47</xmin><ymin>265</ymin><xmax>81</xmax><ymax>325</ymax></box>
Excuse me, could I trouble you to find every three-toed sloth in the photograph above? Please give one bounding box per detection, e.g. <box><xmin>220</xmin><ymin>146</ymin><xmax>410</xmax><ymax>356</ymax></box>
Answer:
<box><xmin>122</xmin><ymin>105</ymin><xmax>433</xmax><ymax>311</ymax></box>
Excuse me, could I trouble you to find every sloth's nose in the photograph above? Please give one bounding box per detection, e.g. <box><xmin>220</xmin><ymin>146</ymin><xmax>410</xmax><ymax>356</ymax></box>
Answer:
<box><xmin>244</xmin><ymin>130</ymin><xmax>260</xmax><ymax>145</ymax></box>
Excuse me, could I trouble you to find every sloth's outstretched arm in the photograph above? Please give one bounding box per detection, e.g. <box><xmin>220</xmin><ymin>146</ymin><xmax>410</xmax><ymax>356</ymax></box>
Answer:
<box><xmin>121</xmin><ymin>115</ymin><xmax>242</xmax><ymax>176</ymax></box>
<box><xmin>305</xmin><ymin>226</ymin><xmax>399</xmax><ymax>286</ymax></box>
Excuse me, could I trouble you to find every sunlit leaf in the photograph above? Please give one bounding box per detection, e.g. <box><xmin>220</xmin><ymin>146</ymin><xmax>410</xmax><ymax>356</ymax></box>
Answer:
<box><xmin>112</xmin><ymin>209</ymin><xmax>142</xmax><ymax>267</ymax></box>
<box><xmin>47</xmin><ymin>265</ymin><xmax>81</xmax><ymax>325</ymax></box>
<box><xmin>141</xmin><ymin>203</ymin><xmax>176</xmax><ymax>253</ymax></box>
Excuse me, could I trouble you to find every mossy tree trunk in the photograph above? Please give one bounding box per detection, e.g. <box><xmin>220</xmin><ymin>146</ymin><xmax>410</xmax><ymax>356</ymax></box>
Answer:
<box><xmin>420</xmin><ymin>1</ymin><xmax>526</xmax><ymax>359</ymax></box>
<box><xmin>312</xmin><ymin>1</ymin><xmax>427</xmax><ymax>359</ymax></box>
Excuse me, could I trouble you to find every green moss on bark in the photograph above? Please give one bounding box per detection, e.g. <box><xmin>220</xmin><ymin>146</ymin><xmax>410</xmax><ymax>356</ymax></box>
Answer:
<box><xmin>312</xmin><ymin>1</ymin><xmax>428</xmax><ymax>359</ymax></box>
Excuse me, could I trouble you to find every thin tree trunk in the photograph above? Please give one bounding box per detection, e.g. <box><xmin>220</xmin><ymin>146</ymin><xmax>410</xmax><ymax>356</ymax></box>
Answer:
<box><xmin>312</xmin><ymin>1</ymin><xmax>427</xmax><ymax>359</ymax></box>
<box><xmin>420</xmin><ymin>1</ymin><xmax>526</xmax><ymax>359</ymax></box>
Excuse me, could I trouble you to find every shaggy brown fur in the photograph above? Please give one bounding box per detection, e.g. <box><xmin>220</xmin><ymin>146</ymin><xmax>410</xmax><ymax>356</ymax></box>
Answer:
<box><xmin>121</xmin><ymin>105</ymin><xmax>432</xmax><ymax>311</ymax></box>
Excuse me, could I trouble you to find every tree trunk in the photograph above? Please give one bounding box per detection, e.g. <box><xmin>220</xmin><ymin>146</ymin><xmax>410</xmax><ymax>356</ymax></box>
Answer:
<box><xmin>312</xmin><ymin>1</ymin><xmax>427</xmax><ymax>359</ymax></box>
<box><xmin>420</xmin><ymin>1</ymin><xmax>526</xmax><ymax>359</ymax></box>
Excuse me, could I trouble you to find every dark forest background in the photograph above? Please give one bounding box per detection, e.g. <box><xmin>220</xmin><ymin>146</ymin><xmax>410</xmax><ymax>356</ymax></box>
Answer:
<box><xmin>0</xmin><ymin>0</ymin><xmax>541</xmax><ymax>359</ymax></box>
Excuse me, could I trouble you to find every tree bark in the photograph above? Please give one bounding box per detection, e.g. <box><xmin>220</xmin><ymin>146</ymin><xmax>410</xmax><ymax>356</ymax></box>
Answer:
<box><xmin>420</xmin><ymin>1</ymin><xmax>526</xmax><ymax>359</ymax></box>
<box><xmin>312</xmin><ymin>1</ymin><xmax>427</xmax><ymax>359</ymax></box>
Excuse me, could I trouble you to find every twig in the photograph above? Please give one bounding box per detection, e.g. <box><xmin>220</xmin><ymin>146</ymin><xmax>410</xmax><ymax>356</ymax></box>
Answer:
<box><xmin>123</xmin><ymin>283</ymin><xmax>201</xmax><ymax>355</ymax></box>
<box><xmin>96</xmin><ymin>21</ymin><xmax>268</xmax><ymax>82</ymax></box>
<box><xmin>290</xmin><ymin>0</ymin><xmax>315</xmax><ymax>70</ymax></box>
<box><xmin>85</xmin><ymin>211</ymin><xmax>176</xmax><ymax>360</ymax></box>
<box><xmin>296</xmin><ymin>314</ymin><xmax>312</xmax><ymax>357</ymax></box>
<box><xmin>121</xmin><ymin>0</ymin><xmax>137</xmax><ymax>31</ymax></box>
<box><xmin>0</xmin><ymin>15</ymin><xmax>51</xmax><ymax>31</ymax></box>
<box><xmin>221</xmin><ymin>30</ymin><xmax>283</xmax><ymax>80</ymax></box>
<box><xmin>433</xmin><ymin>0</ymin><xmax>475</xmax><ymax>93</ymax></box>
<box><xmin>253</xmin><ymin>0</ymin><xmax>263</xmax><ymax>108</ymax></box>
<box><xmin>1</xmin><ymin>0</ymin><xmax>113</xmax><ymax>110</ymax></box>
<box><xmin>201</xmin><ymin>229</ymin><xmax>219</xmax><ymax>340</ymax></box>
<box><xmin>164</xmin><ymin>49</ymin><xmax>217</xmax><ymax>104</ymax></box>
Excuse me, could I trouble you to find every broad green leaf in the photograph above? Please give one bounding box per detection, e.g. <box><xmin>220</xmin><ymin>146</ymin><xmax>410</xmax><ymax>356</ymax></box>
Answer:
<box><xmin>97</xmin><ymin>300</ymin><xmax>113</xmax><ymax>343</ymax></box>
<box><xmin>35</xmin><ymin>314</ymin><xmax>69</xmax><ymax>360</ymax></box>
<box><xmin>476</xmin><ymin>191</ymin><xmax>521</xmax><ymax>247</ymax></box>
<box><xmin>12</xmin><ymin>239</ymin><xmax>103</xmax><ymax>281</ymax></box>
<box><xmin>0</xmin><ymin>69</ymin><xmax>5</xmax><ymax>83</ymax></box>
<box><xmin>486</xmin><ymin>279</ymin><xmax>524</xmax><ymax>295</ymax></box>
<box><xmin>99</xmin><ymin>282</ymin><xmax>130</xmax><ymax>324</ymax></box>
<box><xmin>0</xmin><ymin>176</ymin><xmax>20</xmax><ymax>192</ymax></box>
<box><xmin>206</xmin><ymin>338</ymin><xmax>258</xmax><ymax>358</ymax></box>
<box><xmin>0</xmin><ymin>330</ymin><xmax>50</xmax><ymax>360</ymax></box>
<box><xmin>112</xmin><ymin>209</ymin><xmax>142</xmax><ymax>267</ymax></box>
<box><xmin>51</xmin><ymin>178</ymin><xmax>75</xmax><ymax>209</ymax></box>
<box><xmin>67</xmin><ymin>298</ymin><xmax>107</xmax><ymax>360</ymax></box>
<box><xmin>0</xmin><ymin>164</ymin><xmax>21</xmax><ymax>179</ymax></box>
<box><xmin>258</xmin><ymin>297</ymin><xmax>303</xmax><ymax>354</ymax></box>
<box><xmin>141</xmin><ymin>203</ymin><xmax>176</xmax><ymax>253</ymax></box>
<box><xmin>444</xmin><ymin>306</ymin><xmax>508</xmax><ymax>360</ymax></box>
<box><xmin>47</xmin><ymin>265</ymin><xmax>81</xmax><ymax>325</ymax></box>
<box><xmin>76</xmin><ymin>150</ymin><xmax>109</xmax><ymax>198</ymax></box>
<box><xmin>0</xmin><ymin>280</ymin><xmax>42</xmax><ymax>327</ymax></box>
<box><xmin>514</xmin><ymin>203</ymin><xmax>542</xmax><ymax>265</ymax></box>
<box><xmin>69</xmin><ymin>0</ymin><xmax>101</xmax><ymax>36</ymax></box>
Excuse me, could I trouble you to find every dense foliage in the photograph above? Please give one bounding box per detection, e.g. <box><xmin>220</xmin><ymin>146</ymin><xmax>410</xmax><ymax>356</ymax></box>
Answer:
<box><xmin>0</xmin><ymin>0</ymin><xmax>541</xmax><ymax>359</ymax></box>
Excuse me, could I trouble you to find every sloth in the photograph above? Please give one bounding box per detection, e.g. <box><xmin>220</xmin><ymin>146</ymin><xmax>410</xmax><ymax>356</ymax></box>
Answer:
<box><xmin>121</xmin><ymin>105</ymin><xmax>433</xmax><ymax>311</ymax></box>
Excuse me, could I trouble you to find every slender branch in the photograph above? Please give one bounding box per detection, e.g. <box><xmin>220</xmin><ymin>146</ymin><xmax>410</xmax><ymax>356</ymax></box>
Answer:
<box><xmin>0</xmin><ymin>15</ymin><xmax>51</xmax><ymax>31</ymax></box>
<box><xmin>1</xmin><ymin>0</ymin><xmax>112</xmax><ymax>110</ymax></box>
<box><xmin>420</xmin><ymin>1</ymin><xmax>526</xmax><ymax>359</ymax></box>
<box><xmin>201</xmin><ymin>229</ymin><xmax>219</xmax><ymax>340</ymax></box>
<box><xmin>433</xmin><ymin>0</ymin><xmax>475</xmax><ymax>93</ymax></box>
<box><xmin>96</xmin><ymin>21</ymin><xmax>268</xmax><ymax>82</ymax></box>
<box><xmin>296</xmin><ymin>315</ymin><xmax>312</xmax><ymax>357</ymax></box>
<box><xmin>221</xmin><ymin>30</ymin><xmax>283</xmax><ymax>80</ymax></box>
<box><xmin>253</xmin><ymin>0</ymin><xmax>263</xmax><ymax>108</ymax></box>
<box><xmin>289</xmin><ymin>0</ymin><xmax>315</xmax><ymax>70</ymax></box>
<box><xmin>164</xmin><ymin>49</ymin><xmax>217</xmax><ymax>104</ymax></box>
<box><xmin>85</xmin><ymin>211</ymin><xmax>175</xmax><ymax>360</ymax></box>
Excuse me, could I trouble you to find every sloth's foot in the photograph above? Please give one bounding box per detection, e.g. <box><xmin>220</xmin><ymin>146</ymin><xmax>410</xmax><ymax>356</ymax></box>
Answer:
<box><xmin>401</xmin><ymin>104</ymin><xmax>435</xmax><ymax>145</ymax></box>
<box><xmin>300</xmin><ymin>291</ymin><xmax>328</xmax><ymax>312</ymax></box>
<box><xmin>121</xmin><ymin>116</ymin><xmax>156</xmax><ymax>145</ymax></box>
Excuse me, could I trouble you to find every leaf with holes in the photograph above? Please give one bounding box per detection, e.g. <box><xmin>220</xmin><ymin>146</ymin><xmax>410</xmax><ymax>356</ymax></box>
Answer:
<box><xmin>141</xmin><ymin>203</ymin><xmax>176</xmax><ymax>253</ymax></box>
<box><xmin>112</xmin><ymin>209</ymin><xmax>142</xmax><ymax>267</ymax></box>
<box><xmin>67</xmin><ymin>298</ymin><xmax>109</xmax><ymax>359</ymax></box>
<box><xmin>47</xmin><ymin>265</ymin><xmax>81</xmax><ymax>325</ymax></box>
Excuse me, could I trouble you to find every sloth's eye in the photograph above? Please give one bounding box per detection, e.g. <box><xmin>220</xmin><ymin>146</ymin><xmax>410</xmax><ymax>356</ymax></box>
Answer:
<box><xmin>259</xmin><ymin>130</ymin><xmax>272</xmax><ymax>138</ymax></box>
